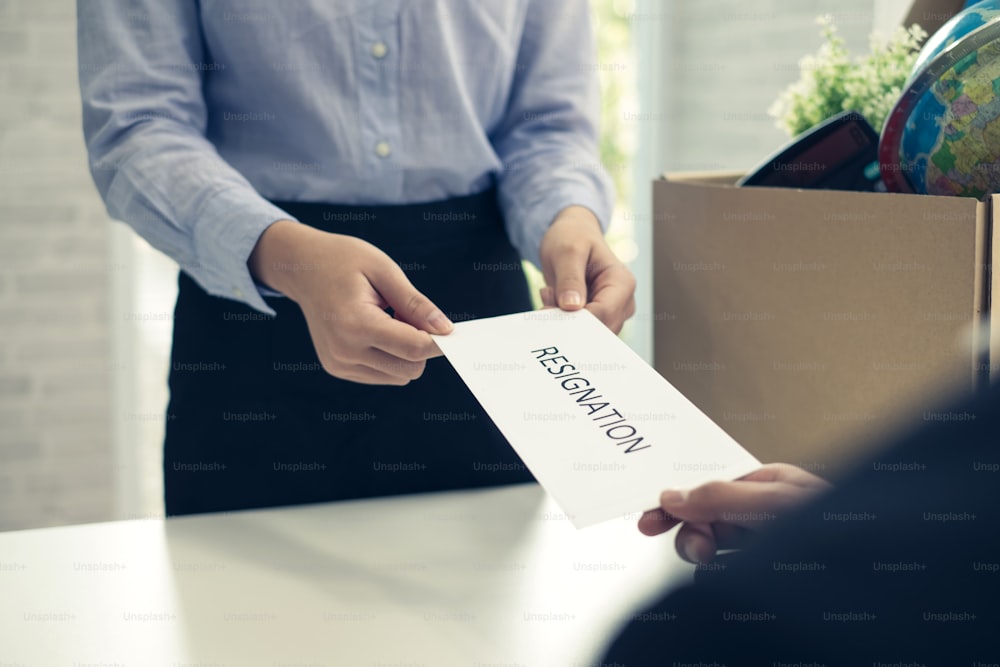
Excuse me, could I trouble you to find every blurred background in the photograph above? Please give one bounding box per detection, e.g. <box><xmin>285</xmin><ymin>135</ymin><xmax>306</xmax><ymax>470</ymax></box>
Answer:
<box><xmin>0</xmin><ymin>0</ymin><xmax>911</xmax><ymax>531</ymax></box>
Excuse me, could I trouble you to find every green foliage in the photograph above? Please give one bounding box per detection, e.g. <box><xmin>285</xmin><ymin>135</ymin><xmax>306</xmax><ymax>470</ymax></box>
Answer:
<box><xmin>593</xmin><ymin>1</ymin><xmax>633</xmax><ymax>206</ymax></box>
<box><xmin>769</xmin><ymin>16</ymin><xmax>927</xmax><ymax>136</ymax></box>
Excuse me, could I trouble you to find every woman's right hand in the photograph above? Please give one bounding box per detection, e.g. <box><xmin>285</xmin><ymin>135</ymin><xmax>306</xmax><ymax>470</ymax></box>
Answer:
<box><xmin>249</xmin><ymin>220</ymin><xmax>452</xmax><ymax>385</ymax></box>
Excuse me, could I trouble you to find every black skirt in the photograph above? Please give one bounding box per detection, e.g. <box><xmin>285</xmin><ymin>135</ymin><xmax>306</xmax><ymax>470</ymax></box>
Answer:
<box><xmin>163</xmin><ymin>188</ymin><xmax>536</xmax><ymax>516</ymax></box>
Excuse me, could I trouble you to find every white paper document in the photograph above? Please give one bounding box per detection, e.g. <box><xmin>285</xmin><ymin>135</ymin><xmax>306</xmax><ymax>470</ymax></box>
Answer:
<box><xmin>433</xmin><ymin>309</ymin><xmax>761</xmax><ymax>528</ymax></box>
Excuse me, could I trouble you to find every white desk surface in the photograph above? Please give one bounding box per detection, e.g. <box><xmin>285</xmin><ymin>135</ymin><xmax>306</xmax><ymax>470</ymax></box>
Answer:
<box><xmin>0</xmin><ymin>483</ymin><xmax>688</xmax><ymax>666</ymax></box>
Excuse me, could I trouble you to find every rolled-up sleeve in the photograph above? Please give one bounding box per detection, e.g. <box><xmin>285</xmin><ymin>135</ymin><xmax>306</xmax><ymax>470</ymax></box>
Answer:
<box><xmin>490</xmin><ymin>0</ymin><xmax>615</xmax><ymax>270</ymax></box>
<box><xmin>77</xmin><ymin>0</ymin><xmax>292</xmax><ymax>314</ymax></box>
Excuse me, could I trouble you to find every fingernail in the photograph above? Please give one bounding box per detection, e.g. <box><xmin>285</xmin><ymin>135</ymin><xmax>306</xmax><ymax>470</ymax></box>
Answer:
<box><xmin>660</xmin><ymin>490</ymin><xmax>686</xmax><ymax>506</ymax></box>
<box><xmin>682</xmin><ymin>540</ymin><xmax>703</xmax><ymax>564</ymax></box>
<box><xmin>427</xmin><ymin>310</ymin><xmax>452</xmax><ymax>332</ymax></box>
<box><xmin>560</xmin><ymin>290</ymin><xmax>583</xmax><ymax>307</ymax></box>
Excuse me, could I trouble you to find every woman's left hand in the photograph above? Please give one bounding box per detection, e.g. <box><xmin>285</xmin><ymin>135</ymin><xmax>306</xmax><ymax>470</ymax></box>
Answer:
<box><xmin>538</xmin><ymin>206</ymin><xmax>636</xmax><ymax>333</ymax></box>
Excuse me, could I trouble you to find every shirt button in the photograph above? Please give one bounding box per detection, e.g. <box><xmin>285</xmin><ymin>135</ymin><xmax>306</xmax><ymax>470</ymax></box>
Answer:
<box><xmin>371</xmin><ymin>41</ymin><xmax>388</xmax><ymax>59</ymax></box>
<box><xmin>233</xmin><ymin>287</ymin><xmax>244</xmax><ymax>298</ymax></box>
<box><xmin>375</xmin><ymin>141</ymin><xmax>392</xmax><ymax>158</ymax></box>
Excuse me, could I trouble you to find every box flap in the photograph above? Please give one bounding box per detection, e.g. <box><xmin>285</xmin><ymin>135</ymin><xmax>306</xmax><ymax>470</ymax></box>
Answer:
<box><xmin>974</xmin><ymin>197</ymin><xmax>992</xmax><ymax>388</ymax></box>
<box><xmin>991</xmin><ymin>195</ymin><xmax>999</xmax><ymax>384</ymax></box>
<box><xmin>661</xmin><ymin>171</ymin><xmax>744</xmax><ymax>187</ymax></box>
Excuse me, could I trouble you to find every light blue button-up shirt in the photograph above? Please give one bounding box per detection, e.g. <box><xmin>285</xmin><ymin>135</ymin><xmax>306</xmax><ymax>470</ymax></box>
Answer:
<box><xmin>78</xmin><ymin>0</ymin><xmax>613</xmax><ymax>315</ymax></box>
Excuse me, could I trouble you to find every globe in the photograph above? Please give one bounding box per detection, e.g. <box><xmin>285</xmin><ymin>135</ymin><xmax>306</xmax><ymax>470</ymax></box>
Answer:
<box><xmin>879</xmin><ymin>0</ymin><xmax>1000</xmax><ymax>197</ymax></box>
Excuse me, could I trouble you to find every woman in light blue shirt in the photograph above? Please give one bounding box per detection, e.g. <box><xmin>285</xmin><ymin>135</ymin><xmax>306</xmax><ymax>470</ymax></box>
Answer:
<box><xmin>78</xmin><ymin>0</ymin><xmax>636</xmax><ymax>515</ymax></box>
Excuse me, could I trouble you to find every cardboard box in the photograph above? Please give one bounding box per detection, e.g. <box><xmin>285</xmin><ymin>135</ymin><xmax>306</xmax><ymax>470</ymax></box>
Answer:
<box><xmin>652</xmin><ymin>174</ymin><xmax>993</xmax><ymax>470</ymax></box>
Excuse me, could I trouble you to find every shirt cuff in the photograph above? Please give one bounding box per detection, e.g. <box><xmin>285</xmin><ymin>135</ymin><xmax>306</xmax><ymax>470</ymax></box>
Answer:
<box><xmin>505</xmin><ymin>186</ymin><xmax>612</xmax><ymax>271</ymax></box>
<box><xmin>256</xmin><ymin>284</ymin><xmax>286</xmax><ymax>299</ymax></box>
<box><xmin>189</xmin><ymin>187</ymin><xmax>298</xmax><ymax>316</ymax></box>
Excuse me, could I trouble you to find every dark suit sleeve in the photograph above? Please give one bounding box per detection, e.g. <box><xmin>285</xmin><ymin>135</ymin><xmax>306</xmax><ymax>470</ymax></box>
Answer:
<box><xmin>603</xmin><ymin>384</ymin><xmax>1000</xmax><ymax>667</ymax></box>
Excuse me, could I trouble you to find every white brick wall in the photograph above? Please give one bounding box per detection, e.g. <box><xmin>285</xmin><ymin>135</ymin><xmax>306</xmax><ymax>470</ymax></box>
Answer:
<box><xmin>0</xmin><ymin>0</ymin><xmax>116</xmax><ymax>530</ymax></box>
